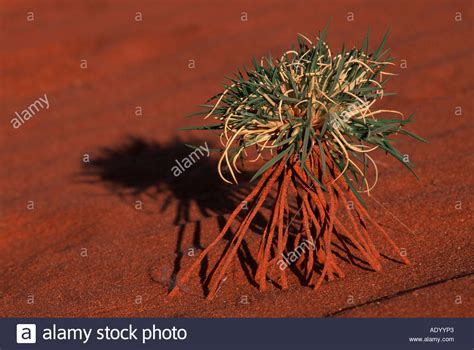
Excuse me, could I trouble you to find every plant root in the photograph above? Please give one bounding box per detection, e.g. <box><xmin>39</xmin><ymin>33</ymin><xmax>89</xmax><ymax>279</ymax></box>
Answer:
<box><xmin>169</xmin><ymin>147</ymin><xmax>409</xmax><ymax>299</ymax></box>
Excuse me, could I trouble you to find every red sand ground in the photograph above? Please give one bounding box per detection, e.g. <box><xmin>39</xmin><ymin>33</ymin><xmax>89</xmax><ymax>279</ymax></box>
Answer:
<box><xmin>1</xmin><ymin>0</ymin><xmax>473</xmax><ymax>317</ymax></box>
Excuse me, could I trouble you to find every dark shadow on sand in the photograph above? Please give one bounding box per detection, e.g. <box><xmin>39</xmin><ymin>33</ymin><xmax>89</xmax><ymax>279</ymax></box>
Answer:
<box><xmin>79</xmin><ymin>135</ymin><xmax>268</xmax><ymax>294</ymax></box>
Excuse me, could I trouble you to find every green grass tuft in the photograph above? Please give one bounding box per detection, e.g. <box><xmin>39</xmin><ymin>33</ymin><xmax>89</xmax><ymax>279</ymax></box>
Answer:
<box><xmin>186</xmin><ymin>29</ymin><xmax>426</xmax><ymax>198</ymax></box>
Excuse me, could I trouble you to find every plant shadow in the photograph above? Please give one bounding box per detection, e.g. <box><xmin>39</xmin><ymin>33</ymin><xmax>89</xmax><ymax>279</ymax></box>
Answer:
<box><xmin>79</xmin><ymin>135</ymin><xmax>266</xmax><ymax>293</ymax></box>
<box><xmin>81</xmin><ymin>135</ymin><xmax>248</xmax><ymax>220</ymax></box>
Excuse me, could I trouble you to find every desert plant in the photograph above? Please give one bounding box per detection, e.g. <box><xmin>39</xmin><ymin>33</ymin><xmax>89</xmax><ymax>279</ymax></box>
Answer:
<box><xmin>170</xmin><ymin>29</ymin><xmax>425</xmax><ymax>299</ymax></box>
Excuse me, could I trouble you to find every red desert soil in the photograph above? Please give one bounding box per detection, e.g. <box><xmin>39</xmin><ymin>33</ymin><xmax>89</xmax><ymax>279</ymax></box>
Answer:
<box><xmin>1</xmin><ymin>0</ymin><xmax>473</xmax><ymax>317</ymax></box>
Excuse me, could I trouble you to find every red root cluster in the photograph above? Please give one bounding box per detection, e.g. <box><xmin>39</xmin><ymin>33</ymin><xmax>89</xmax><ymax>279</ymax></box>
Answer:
<box><xmin>169</xmin><ymin>147</ymin><xmax>409</xmax><ymax>299</ymax></box>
